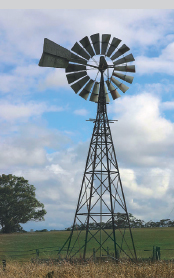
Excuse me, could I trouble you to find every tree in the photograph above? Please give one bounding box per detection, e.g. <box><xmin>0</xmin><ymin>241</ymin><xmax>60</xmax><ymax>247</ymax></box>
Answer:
<box><xmin>0</xmin><ymin>174</ymin><xmax>46</xmax><ymax>233</ymax></box>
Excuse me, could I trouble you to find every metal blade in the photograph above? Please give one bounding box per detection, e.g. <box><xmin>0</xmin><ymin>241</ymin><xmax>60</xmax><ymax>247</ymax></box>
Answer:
<box><xmin>71</xmin><ymin>76</ymin><xmax>90</xmax><ymax>93</ymax></box>
<box><xmin>101</xmin><ymin>34</ymin><xmax>111</xmax><ymax>55</ymax></box>
<box><xmin>42</xmin><ymin>38</ymin><xmax>71</xmax><ymax>59</ymax></box>
<box><xmin>79</xmin><ymin>79</ymin><xmax>95</xmax><ymax>100</ymax></box>
<box><xmin>90</xmin><ymin>93</ymin><xmax>99</xmax><ymax>102</ymax></box>
<box><xmin>106</xmin><ymin>37</ymin><xmax>121</xmax><ymax>57</ymax></box>
<box><xmin>39</xmin><ymin>53</ymin><xmax>69</xmax><ymax>68</ymax></box>
<box><xmin>66</xmin><ymin>71</ymin><xmax>87</xmax><ymax>84</ymax></box>
<box><xmin>106</xmin><ymin>80</ymin><xmax>121</xmax><ymax>100</ymax></box>
<box><xmin>79</xmin><ymin>89</ymin><xmax>90</xmax><ymax>100</ymax></box>
<box><xmin>104</xmin><ymin>84</ymin><xmax>110</xmax><ymax>103</ymax></box>
<box><xmin>70</xmin><ymin>53</ymin><xmax>88</xmax><ymax>65</ymax></box>
<box><xmin>113</xmin><ymin>54</ymin><xmax>135</xmax><ymax>66</ymax></box>
<box><xmin>92</xmin><ymin>82</ymin><xmax>100</xmax><ymax>95</ymax></box>
<box><xmin>113</xmin><ymin>72</ymin><xmax>134</xmax><ymax>84</ymax></box>
<box><xmin>114</xmin><ymin>65</ymin><xmax>135</xmax><ymax>73</ymax></box>
<box><xmin>71</xmin><ymin>42</ymin><xmax>90</xmax><ymax>60</ymax></box>
<box><xmin>111</xmin><ymin>90</ymin><xmax>121</xmax><ymax>100</ymax></box>
<box><xmin>111</xmin><ymin>77</ymin><xmax>129</xmax><ymax>93</ymax></box>
<box><xmin>39</xmin><ymin>38</ymin><xmax>71</xmax><ymax>68</ymax></box>
<box><xmin>80</xmin><ymin>36</ymin><xmax>95</xmax><ymax>57</ymax></box>
<box><xmin>111</xmin><ymin>44</ymin><xmax>130</xmax><ymax>61</ymax></box>
<box><xmin>66</xmin><ymin>64</ymin><xmax>86</xmax><ymax>73</ymax></box>
<box><xmin>90</xmin><ymin>33</ymin><xmax>100</xmax><ymax>55</ymax></box>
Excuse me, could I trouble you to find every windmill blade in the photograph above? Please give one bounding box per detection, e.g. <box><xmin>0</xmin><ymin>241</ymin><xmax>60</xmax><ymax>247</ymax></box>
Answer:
<box><xmin>111</xmin><ymin>89</ymin><xmax>121</xmax><ymax>100</ymax></box>
<box><xmin>39</xmin><ymin>38</ymin><xmax>71</xmax><ymax>68</ymax></box>
<box><xmin>104</xmin><ymin>84</ymin><xmax>110</xmax><ymax>103</ymax></box>
<box><xmin>70</xmin><ymin>52</ymin><xmax>88</xmax><ymax>65</ymax></box>
<box><xmin>114</xmin><ymin>65</ymin><xmax>135</xmax><ymax>73</ymax></box>
<box><xmin>90</xmin><ymin>33</ymin><xmax>100</xmax><ymax>55</ymax></box>
<box><xmin>66</xmin><ymin>64</ymin><xmax>86</xmax><ymax>73</ymax></box>
<box><xmin>113</xmin><ymin>54</ymin><xmax>135</xmax><ymax>66</ymax></box>
<box><xmin>101</xmin><ymin>34</ymin><xmax>111</xmax><ymax>55</ymax></box>
<box><xmin>111</xmin><ymin>77</ymin><xmax>129</xmax><ymax>93</ymax></box>
<box><xmin>79</xmin><ymin>79</ymin><xmax>95</xmax><ymax>100</ymax></box>
<box><xmin>71</xmin><ymin>76</ymin><xmax>90</xmax><ymax>94</ymax></box>
<box><xmin>105</xmin><ymin>80</ymin><xmax>121</xmax><ymax>100</ymax></box>
<box><xmin>90</xmin><ymin>82</ymin><xmax>99</xmax><ymax>102</ymax></box>
<box><xmin>106</xmin><ymin>37</ymin><xmax>121</xmax><ymax>58</ymax></box>
<box><xmin>80</xmin><ymin>36</ymin><xmax>95</xmax><ymax>57</ymax></box>
<box><xmin>66</xmin><ymin>71</ymin><xmax>87</xmax><ymax>84</ymax></box>
<box><xmin>113</xmin><ymin>72</ymin><xmax>134</xmax><ymax>84</ymax></box>
<box><xmin>71</xmin><ymin>42</ymin><xmax>90</xmax><ymax>60</ymax></box>
<box><xmin>111</xmin><ymin>44</ymin><xmax>130</xmax><ymax>61</ymax></box>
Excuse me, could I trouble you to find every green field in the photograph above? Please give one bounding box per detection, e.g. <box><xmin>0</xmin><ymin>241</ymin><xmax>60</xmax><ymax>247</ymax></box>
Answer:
<box><xmin>0</xmin><ymin>227</ymin><xmax>174</xmax><ymax>261</ymax></box>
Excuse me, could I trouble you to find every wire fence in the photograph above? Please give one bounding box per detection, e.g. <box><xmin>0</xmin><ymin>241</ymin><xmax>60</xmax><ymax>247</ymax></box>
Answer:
<box><xmin>1</xmin><ymin>245</ymin><xmax>174</xmax><ymax>265</ymax></box>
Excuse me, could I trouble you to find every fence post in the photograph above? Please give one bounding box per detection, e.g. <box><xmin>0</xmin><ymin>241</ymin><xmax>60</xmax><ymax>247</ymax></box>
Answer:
<box><xmin>36</xmin><ymin>249</ymin><xmax>39</xmax><ymax>258</ymax></box>
<box><xmin>152</xmin><ymin>246</ymin><xmax>156</xmax><ymax>261</ymax></box>
<box><xmin>156</xmin><ymin>246</ymin><xmax>160</xmax><ymax>260</ymax></box>
<box><xmin>116</xmin><ymin>249</ymin><xmax>119</xmax><ymax>260</ymax></box>
<box><xmin>2</xmin><ymin>260</ymin><xmax>6</xmax><ymax>271</ymax></box>
<box><xmin>93</xmin><ymin>248</ymin><xmax>96</xmax><ymax>263</ymax></box>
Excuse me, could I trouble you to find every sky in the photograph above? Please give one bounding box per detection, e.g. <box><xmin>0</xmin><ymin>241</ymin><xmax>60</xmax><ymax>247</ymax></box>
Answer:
<box><xmin>1</xmin><ymin>9</ymin><xmax>174</xmax><ymax>231</ymax></box>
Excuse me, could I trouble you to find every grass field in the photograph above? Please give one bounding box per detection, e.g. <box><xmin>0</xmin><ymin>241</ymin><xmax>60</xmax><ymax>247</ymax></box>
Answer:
<box><xmin>0</xmin><ymin>227</ymin><xmax>174</xmax><ymax>261</ymax></box>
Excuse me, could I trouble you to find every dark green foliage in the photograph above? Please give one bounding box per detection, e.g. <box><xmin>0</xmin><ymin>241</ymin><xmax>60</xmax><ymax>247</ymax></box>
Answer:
<box><xmin>65</xmin><ymin>213</ymin><xmax>174</xmax><ymax>231</ymax></box>
<box><xmin>0</xmin><ymin>174</ymin><xmax>46</xmax><ymax>233</ymax></box>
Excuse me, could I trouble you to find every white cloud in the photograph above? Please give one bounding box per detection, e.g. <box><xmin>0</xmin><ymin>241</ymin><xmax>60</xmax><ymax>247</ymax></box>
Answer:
<box><xmin>74</xmin><ymin>109</ymin><xmax>88</xmax><ymax>116</ymax></box>
<box><xmin>136</xmin><ymin>42</ymin><xmax>174</xmax><ymax>75</ymax></box>
<box><xmin>0</xmin><ymin>101</ymin><xmax>63</xmax><ymax>122</ymax></box>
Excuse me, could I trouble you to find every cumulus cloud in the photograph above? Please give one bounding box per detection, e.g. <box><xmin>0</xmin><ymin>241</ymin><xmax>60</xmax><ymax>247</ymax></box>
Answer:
<box><xmin>0</xmin><ymin>101</ymin><xmax>63</xmax><ymax>122</ymax></box>
<box><xmin>74</xmin><ymin>109</ymin><xmax>88</xmax><ymax>116</ymax></box>
<box><xmin>1</xmin><ymin>10</ymin><xmax>174</xmax><ymax>230</ymax></box>
<box><xmin>136</xmin><ymin>42</ymin><xmax>174</xmax><ymax>75</ymax></box>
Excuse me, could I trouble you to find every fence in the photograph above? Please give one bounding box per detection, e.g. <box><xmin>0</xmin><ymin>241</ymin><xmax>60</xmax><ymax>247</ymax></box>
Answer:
<box><xmin>1</xmin><ymin>245</ymin><xmax>174</xmax><ymax>268</ymax></box>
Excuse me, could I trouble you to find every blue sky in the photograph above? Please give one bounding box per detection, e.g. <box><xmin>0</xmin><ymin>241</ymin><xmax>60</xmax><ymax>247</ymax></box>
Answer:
<box><xmin>1</xmin><ymin>9</ymin><xmax>174</xmax><ymax>231</ymax></box>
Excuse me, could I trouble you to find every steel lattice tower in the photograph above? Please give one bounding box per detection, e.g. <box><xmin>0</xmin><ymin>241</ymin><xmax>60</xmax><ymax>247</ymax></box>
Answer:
<box><xmin>60</xmin><ymin>59</ymin><xmax>136</xmax><ymax>261</ymax></box>
<box><xmin>39</xmin><ymin>33</ymin><xmax>137</xmax><ymax>261</ymax></box>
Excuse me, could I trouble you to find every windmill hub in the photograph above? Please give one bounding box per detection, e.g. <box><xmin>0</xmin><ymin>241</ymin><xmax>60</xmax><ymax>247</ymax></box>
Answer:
<box><xmin>99</xmin><ymin>56</ymin><xmax>108</xmax><ymax>72</ymax></box>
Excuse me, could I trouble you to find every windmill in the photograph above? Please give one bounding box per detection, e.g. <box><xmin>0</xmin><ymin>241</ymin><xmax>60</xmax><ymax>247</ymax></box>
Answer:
<box><xmin>39</xmin><ymin>33</ymin><xmax>137</xmax><ymax>261</ymax></box>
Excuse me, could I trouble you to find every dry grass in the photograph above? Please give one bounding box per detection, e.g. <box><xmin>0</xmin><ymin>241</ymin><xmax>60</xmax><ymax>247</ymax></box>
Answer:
<box><xmin>1</xmin><ymin>260</ymin><xmax>174</xmax><ymax>278</ymax></box>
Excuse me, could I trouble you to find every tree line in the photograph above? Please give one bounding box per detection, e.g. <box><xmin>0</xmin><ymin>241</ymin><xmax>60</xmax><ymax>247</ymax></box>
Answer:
<box><xmin>65</xmin><ymin>213</ymin><xmax>174</xmax><ymax>231</ymax></box>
